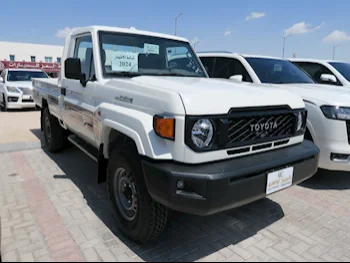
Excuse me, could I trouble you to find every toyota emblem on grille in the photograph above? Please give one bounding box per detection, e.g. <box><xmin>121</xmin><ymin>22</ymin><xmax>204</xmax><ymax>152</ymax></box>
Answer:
<box><xmin>250</xmin><ymin>122</ymin><xmax>278</xmax><ymax>133</ymax></box>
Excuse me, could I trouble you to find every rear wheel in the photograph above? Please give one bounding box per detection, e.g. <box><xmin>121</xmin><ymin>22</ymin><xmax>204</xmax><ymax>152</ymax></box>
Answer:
<box><xmin>43</xmin><ymin>107</ymin><xmax>64</xmax><ymax>152</ymax></box>
<box><xmin>107</xmin><ymin>141</ymin><xmax>168</xmax><ymax>244</ymax></box>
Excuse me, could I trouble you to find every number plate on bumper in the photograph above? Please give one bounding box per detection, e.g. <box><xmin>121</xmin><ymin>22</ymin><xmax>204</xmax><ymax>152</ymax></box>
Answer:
<box><xmin>266</xmin><ymin>167</ymin><xmax>294</xmax><ymax>195</ymax></box>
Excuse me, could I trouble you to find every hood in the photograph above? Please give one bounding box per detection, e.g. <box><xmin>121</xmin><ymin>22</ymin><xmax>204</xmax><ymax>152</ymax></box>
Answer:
<box><xmin>270</xmin><ymin>83</ymin><xmax>350</xmax><ymax>107</ymax></box>
<box><xmin>6</xmin><ymin>81</ymin><xmax>33</xmax><ymax>89</ymax></box>
<box><xmin>127</xmin><ymin>76</ymin><xmax>305</xmax><ymax>115</ymax></box>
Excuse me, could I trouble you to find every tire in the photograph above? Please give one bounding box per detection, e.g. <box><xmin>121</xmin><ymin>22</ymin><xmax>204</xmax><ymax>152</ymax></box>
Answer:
<box><xmin>1</xmin><ymin>95</ymin><xmax>7</xmax><ymax>112</ymax></box>
<box><xmin>107</xmin><ymin>142</ymin><xmax>168</xmax><ymax>244</ymax></box>
<box><xmin>43</xmin><ymin>107</ymin><xmax>64</xmax><ymax>152</ymax></box>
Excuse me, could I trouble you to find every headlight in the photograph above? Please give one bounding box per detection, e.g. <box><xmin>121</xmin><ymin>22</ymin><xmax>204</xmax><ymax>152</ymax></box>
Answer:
<box><xmin>295</xmin><ymin>110</ymin><xmax>307</xmax><ymax>133</ymax></box>
<box><xmin>321</xmin><ymin>106</ymin><xmax>350</xmax><ymax>120</ymax></box>
<box><xmin>191</xmin><ymin>119</ymin><xmax>214</xmax><ymax>148</ymax></box>
<box><xmin>6</xmin><ymin>86</ymin><xmax>20</xmax><ymax>93</ymax></box>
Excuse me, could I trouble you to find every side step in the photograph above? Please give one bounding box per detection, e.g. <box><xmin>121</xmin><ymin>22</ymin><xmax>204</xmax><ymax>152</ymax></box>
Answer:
<box><xmin>67</xmin><ymin>135</ymin><xmax>98</xmax><ymax>162</ymax></box>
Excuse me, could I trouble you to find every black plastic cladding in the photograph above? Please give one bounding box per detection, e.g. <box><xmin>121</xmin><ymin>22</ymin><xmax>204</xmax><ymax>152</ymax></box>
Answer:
<box><xmin>185</xmin><ymin>105</ymin><xmax>307</xmax><ymax>152</ymax></box>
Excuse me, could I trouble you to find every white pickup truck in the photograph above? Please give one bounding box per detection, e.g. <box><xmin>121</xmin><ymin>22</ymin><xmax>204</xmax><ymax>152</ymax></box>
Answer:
<box><xmin>198</xmin><ymin>52</ymin><xmax>350</xmax><ymax>172</ymax></box>
<box><xmin>32</xmin><ymin>26</ymin><xmax>319</xmax><ymax>243</ymax></box>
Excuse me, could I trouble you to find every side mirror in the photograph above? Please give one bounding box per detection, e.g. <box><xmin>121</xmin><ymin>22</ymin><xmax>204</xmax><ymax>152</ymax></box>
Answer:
<box><xmin>229</xmin><ymin>75</ymin><xmax>243</xmax><ymax>82</ymax></box>
<box><xmin>320</xmin><ymin>74</ymin><xmax>337</xmax><ymax>84</ymax></box>
<box><xmin>0</xmin><ymin>77</ymin><xmax>3</xmax><ymax>83</ymax></box>
<box><xmin>64</xmin><ymin>58</ymin><xmax>87</xmax><ymax>87</ymax></box>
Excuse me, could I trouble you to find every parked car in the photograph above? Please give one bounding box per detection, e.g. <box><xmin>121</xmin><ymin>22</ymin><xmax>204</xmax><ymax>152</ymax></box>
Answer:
<box><xmin>290</xmin><ymin>58</ymin><xmax>350</xmax><ymax>87</ymax></box>
<box><xmin>198</xmin><ymin>52</ymin><xmax>350</xmax><ymax>172</ymax></box>
<box><xmin>0</xmin><ymin>69</ymin><xmax>48</xmax><ymax>111</ymax></box>
<box><xmin>32</xmin><ymin>26</ymin><xmax>319</xmax><ymax>243</ymax></box>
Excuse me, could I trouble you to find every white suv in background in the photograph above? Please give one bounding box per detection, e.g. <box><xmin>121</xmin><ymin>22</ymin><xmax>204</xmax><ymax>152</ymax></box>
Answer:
<box><xmin>0</xmin><ymin>69</ymin><xmax>49</xmax><ymax>111</ymax></box>
<box><xmin>198</xmin><ymin>52</ymin><xmax>350</xmax><ymax>172</ymax></box>
<box><xmin>290</xmin><ymin>58</ymin><xmax>350</xmax><ymax>88</ymax></box>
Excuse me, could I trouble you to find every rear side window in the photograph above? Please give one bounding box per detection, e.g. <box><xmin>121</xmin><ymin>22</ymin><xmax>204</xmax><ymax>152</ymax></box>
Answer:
<box><xmin>293</xmin><ymin>62</ymin><xmax>341</xmax><ymax>86</ymax></box>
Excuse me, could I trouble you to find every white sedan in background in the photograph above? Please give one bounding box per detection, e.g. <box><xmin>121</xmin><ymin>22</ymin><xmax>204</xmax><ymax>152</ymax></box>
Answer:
<box><xmin>198</xmin><ymin>52</ymin><xmax>350</xmax><ymax>172</ymax></box>
<box><xmin>290</xmin><ymin>58</ymin><xmax>350</xmax><ymax>88</ymax></box>
<box><xmin>0</xmin><ymin>69</ymin><xmax>49</xmax><ymax>111</ymax></box>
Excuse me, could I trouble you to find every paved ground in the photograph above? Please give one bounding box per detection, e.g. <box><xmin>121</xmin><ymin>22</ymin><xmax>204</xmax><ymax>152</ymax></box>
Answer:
<box><xmin>1</xmin><ymin>145</ymin><xmax>350</xmax><ymax>262</ymax></box>
<box><xmin>0</xmin><ymin>110</ymin><xmax>43</xmax><ymax>152</ymax></box>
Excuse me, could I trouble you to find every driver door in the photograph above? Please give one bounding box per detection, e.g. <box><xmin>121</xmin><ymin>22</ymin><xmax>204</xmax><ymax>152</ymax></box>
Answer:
<box><xmin>61</xmin><ymin>34</ymin><xmax>97</xmax><ymax>146</ymax></box>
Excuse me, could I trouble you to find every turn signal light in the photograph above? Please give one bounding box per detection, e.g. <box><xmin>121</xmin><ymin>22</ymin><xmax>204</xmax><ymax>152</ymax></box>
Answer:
<box><xmin>153</xmin><ymin>115</ymin><xmax>175</xmax><ymax>140</ymax></box>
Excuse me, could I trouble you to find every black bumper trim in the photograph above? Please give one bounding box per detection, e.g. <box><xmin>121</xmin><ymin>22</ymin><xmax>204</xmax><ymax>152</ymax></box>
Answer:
<box><xmin>141</xmin><ymin>140</ymin><xmax>319</xmax><ymax>216</ymax></box>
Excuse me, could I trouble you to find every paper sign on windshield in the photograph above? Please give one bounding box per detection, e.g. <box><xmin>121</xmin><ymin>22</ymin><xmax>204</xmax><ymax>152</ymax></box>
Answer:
<box><xmin>111</xmin><ymin>51</ymin><xmax>139</xmax><ymax>72</ymax></box>
<box><xmin>144</xmin><ymin>43</ymin><xmax>159</xmax><ymax>55</ymax></box>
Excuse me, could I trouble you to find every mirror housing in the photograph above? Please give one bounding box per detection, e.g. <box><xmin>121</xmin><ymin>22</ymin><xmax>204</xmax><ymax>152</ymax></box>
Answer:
<box><xmin>320</xmin><ymin>74</ymin><xmax>337</xmax><ymax>84</ymax></box>
<box><xmin>0</xmin><ymin>77</ymin><xmax>3</xmax><ymax>83</ymax></box>
<box><xmin>64</xmin><ymin>58</ymin><xmax>87</xmax><ymax>87</ymax></box>
<box><xmin>229</xmin><ymin>75</ymin><xmax>243</xmax><ymax>82</ymax></box>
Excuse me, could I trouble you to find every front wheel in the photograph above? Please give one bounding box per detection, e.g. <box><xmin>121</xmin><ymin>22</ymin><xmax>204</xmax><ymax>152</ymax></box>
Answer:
<box><xmin>107</xmin><ymin>142</ymin><xmax>168</xmax><ymax>244</ymax></box>
<box><xmin>1</xmin><ymin>95</ymin><xmax>7</xmax><ymax>112</ymax></box>
<box><xmin>43</xmin><ymin>107</ymin><xmax>64</xmax><ymax>152</ymax></box>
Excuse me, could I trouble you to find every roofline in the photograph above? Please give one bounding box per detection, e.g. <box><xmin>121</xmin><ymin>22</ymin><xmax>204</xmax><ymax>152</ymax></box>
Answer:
<box><xmin>0</xmin><ymin>41</ymin><xmax>63</xmax><ymax>48</ymax></box>
<box><xmin>288</xmin><ymin>58</ymin><xmax>349</xmax><ymax>63</ymax></box>
<box><xmin>197</xmin><ymin>51</ymin><xmax>290</xmax><ymax>61</ymax></box>
<box><xmin>70</xmin><ymin>26</ymin><xmax>189</xmax><ymax>43</ymax></box>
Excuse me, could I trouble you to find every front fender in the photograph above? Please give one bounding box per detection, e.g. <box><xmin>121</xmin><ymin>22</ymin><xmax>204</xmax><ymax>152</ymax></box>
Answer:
<box><xmin>98</xmin><ymin>103</ymin><xmax>180</xmax><ymax>161</ymax></box>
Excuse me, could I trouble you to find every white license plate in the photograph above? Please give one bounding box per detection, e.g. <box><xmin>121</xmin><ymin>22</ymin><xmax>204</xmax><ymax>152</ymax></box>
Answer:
<box><xmin>266</xmin><ymin>167</ymin><xmax>294</xmax><ymax>195</ymax></box>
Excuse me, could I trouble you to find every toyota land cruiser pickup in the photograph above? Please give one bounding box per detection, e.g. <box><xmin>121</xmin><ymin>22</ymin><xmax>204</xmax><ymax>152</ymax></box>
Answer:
<box><xmin>32</xmin><ymin>26</ymin><xmax>320</xmax><ymax>243</ymax></box>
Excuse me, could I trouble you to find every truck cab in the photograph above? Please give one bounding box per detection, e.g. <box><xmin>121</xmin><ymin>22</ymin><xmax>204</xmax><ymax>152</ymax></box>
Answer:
<box><xmin>32</xmin><ymin>26</ymin><xmax>319</xmax><ymax>243</ymax></box>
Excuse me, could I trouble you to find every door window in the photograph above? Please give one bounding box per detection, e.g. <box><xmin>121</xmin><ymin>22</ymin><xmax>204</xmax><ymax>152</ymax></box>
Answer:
<box><xmin>213</xmin><ymin>57</ymin><xmax>252</xmax><ymax>82</ymax></box>
<box><xmin>74</xmin><ymin>35</ymin><xmax>95</xmax><ymax>81</ymax></box>
<box><xmin>293</xmin><ymin>62</ymin><xmax>341</xmax><ymax>86</ymax></box>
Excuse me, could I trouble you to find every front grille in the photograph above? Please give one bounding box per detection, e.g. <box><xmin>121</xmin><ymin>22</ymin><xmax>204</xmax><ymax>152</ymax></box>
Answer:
<box><xmin>8</xmin><ymin>97</ymin><xmax>19</xmax><ymax>102</ymax></box>
<box><xmin>18</xmin><ymin>87</ymin><xmax>32</xmax><ymax>95</ymax></box>
<box><xmin>346</xmin><ymin>121</ymin><xmax>350</xmax><ymax>144</ymax></box>
<box><xmin>227</xmin><ymin>113</ymin><xmax>295</xmax><ymax>147</ymax></box>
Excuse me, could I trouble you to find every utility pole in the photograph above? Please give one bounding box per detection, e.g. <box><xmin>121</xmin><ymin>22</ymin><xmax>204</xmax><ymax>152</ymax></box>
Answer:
<box><xmin>333</xmin><ymin>45</ymin><xmax>340</xmax><ymax>60</ymax></box>
<box><xmin>174</xmin><ymin>12</ymin><xmax>183</xmax><ymax>36</ymax></box>
<box><xmin>282</xmin><ymin>34</ymin><xmax>292</xmax><ymax>58</ymax></box>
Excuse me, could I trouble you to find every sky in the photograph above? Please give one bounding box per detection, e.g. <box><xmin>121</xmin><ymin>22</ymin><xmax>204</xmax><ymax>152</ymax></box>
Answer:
<box><xmin>1</xmin><ymin>0</ymin><xmax>350</xmax><ymax>61</ymax></box>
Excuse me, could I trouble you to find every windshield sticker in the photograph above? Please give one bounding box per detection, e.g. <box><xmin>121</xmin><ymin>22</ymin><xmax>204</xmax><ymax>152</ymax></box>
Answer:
<box><xmin>144</xmin><ymin>43</ymin><xmax>160</xmax><ymax>55</ymax></box>
<box><xmin>111</xmin><ymin>51</ymin><xmax>139</xmax><ymax>72</ymax></box>
<box><xmin>274</xmin><ymin>64</ymin><xmax>283</xmax><ymax>72</ymax></box>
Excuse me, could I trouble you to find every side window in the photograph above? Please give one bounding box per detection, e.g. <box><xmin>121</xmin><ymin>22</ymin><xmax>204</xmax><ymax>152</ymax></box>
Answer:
<box><xmin>74</xmin><ymin>35</ymin><xmax>95</xmax><ymax>81</ymax></box>
<box><xmin>213</xmin><ymin>57</ymin><xmax>252</xmax><ymax>82</ymax></box>
<box><xmin>294</xmin><ymin>62</ymin><xmax>340</xmax><ymax>85</ymax></box>
<box><xmin>199</xmin><ymin>57</ymin><xmax>216</xmax><ymax>77</ymax></box>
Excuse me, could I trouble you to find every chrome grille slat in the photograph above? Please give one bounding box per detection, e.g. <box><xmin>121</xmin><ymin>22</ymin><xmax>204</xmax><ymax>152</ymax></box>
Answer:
<box><xmin>227</xmin><ymin>111</ymin><xmax>295</xmax><ymax>146</ymax></box>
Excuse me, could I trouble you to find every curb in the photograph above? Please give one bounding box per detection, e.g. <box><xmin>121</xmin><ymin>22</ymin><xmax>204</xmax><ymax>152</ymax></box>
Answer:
<box><xmin>0</xmin><ymin>140</ymin><xmax>45</xmax><ymax>153</ymax></box>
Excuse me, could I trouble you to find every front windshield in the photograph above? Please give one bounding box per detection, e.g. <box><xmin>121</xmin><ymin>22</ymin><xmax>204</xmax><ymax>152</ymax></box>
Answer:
<box><xmin>246</xmin><ymin>57</ymin><xmax>315</xmax><ymax>84</ymax></box>
<box><xmin>329</xmin><ymin>62</ymin><xmax>350</xmax><ymax>82</ymax></box>
<box><xmin>7</xmin><ymin>71</ymin><xmax>48</xmax><ymax>82</ymax></box>
<box><xmin>99</xmin><ymin>31</ymin><xmax>206</xmax><ymax>78</ymax></box>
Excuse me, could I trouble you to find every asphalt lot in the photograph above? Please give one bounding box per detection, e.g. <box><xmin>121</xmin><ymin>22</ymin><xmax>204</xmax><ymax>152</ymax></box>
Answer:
<box><xmin>1</xmin><ymin>110</ymin><xmax>350</xmax><ymax>262</ymax></box>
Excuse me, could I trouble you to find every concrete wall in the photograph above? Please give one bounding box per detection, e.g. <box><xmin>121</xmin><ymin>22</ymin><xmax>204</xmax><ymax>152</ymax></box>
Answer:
<box><xmin>0</xmin><ymin>42</ymin><xmax>64</xmax><ymax>63</ymax></box>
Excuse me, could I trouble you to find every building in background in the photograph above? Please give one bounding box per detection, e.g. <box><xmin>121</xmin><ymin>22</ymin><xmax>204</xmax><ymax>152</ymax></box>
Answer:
<box><xmin>0</xmin><ymin>42</ymin><xmax>64</xmax><ymax>77</ymax></box>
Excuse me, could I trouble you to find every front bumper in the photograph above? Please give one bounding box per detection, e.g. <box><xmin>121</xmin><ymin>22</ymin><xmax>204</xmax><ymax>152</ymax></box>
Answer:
<box><xmin>317</xmin><ymin>138</ymin><xmax>350</xmax><ymax>171</ymax></box>
<box><xmin>141</xmin><ymin>140</ymin><xmax>319</xmax><ymax>216</ymax></box>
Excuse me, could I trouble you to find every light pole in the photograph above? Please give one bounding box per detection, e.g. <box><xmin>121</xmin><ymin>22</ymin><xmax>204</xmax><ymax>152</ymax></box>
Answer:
<box><xmin>192</xmin><ymin>37</ymin><xmax>199</xmax><ymax>51</ymax></box>
<box><xmin>174</xmin><ymin>12</ymin><xmax>183</xmax><ymax>36</ymax></box>
<box><xmin>333</xmin><ymin>45</ymin><xmax>340</xmax><ymax>60</ymax></box>
<box><xmin>282</xmin><ymin>34</ymin><xmax>292</xmax><ymax>58</ymax></box>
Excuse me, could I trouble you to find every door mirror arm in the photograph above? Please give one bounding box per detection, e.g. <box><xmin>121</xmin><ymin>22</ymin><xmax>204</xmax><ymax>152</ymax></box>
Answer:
<box><xmin>80</xmin><ymin>73</ymin><xmax>88</xmax><ymax>87</ymax></box>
